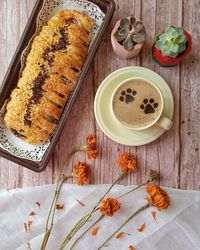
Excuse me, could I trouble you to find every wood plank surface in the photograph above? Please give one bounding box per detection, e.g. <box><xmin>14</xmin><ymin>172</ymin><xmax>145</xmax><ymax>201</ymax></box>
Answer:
<box><xmin>0</xmin><ymin>0</ymin><xmax>199</xmax><ymax>190</ymax></box>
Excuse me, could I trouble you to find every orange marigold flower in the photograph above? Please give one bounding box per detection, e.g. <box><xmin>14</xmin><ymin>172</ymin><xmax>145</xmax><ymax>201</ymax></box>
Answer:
<box><xmin>146</xmin><ymin>183</ymin><xmax>170</xmax><ymax>211</ymax></box>
<box><xmin>74</xmin><ymin>162</ymin><xmax>90</xmax><ymax>186</ymax></box>
<box><xmin>100</xmin><ymin>198</ymin><xmax>121</xmax><ymax>217</ymax></box>
<box><xmin>81</xmin><ymin>134</ymin><xmax>98</xmax><ymax>159</ymax></box>
<box><xmin>118</xmin><ymin>152</ymin><xmax>137</xmax><ymax>173</ymax></box>
<box><xmin>129</xmin><ymin>245</ymin><xmax>135</xmax><ymax>250</ymax></box>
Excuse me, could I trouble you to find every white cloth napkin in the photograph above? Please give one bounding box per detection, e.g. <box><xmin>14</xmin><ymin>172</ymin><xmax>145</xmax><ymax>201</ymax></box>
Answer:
<box><xmin>0</xmin><ymin>184</ymin><xmax>200</xmax><ymax>250</ymax></box>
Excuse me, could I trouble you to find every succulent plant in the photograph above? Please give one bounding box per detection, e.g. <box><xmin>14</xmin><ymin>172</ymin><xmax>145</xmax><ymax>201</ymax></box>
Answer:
<box><xmin>155</xmin><ymin>26</ymin><xmax>187</xmax><ymax>58</ymax></box>
<box><xmin>114</xmin><ymin>17</ymin><xmax>146</xmax><ymax>51</ymax></box>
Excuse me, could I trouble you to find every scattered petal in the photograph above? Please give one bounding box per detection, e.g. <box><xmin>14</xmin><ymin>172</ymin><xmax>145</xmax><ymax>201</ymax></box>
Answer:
<box><xmin>129</xmin><ymin>245</ymin><xmax>135</xmax><ymax>250</ymax></box>
<box><xmin>24</xmin><ymin>223</ymin><xmax>28</xmax><ymax>232</ymax></box>
<box><xmin>29</xmin><ymin>211</ymin><xmax>37</xmax><ymax>216</ymax></box>
<box><xmin>27</xmin><ymin>221</ymin><xmax>33</xmax><ymax>231</ymax></box>
<box><xmin>151</xmin><ymin>210</ymin><xmax>156</xmax><ymax>220</ymax></box>
<box><xmin>92</xmin><ymin>226</ymin><xmax>99</xmax><ymax>236</ymax></box>
<box><xmin>76</xmin><ymin>199</ymin><xmax>85</xmax><ymax>206</ymax></box>
<box><xmin>116</xmin><ymin>232</ymin><xmax>125</xmax><ymax>239</ymax></box>
<box><xmin>35</xmin><ymin>201</ymin><xmax>41</xmax><ymax>208</ymax></box>
<box><xmin>56</xmin><ymin>204</ymin><xmax>65</xmax><ymax>210</ymax></box>
<box><xmin>137</xmin><ymin>223</ymin><xmax>145</xmax><ymax>232</ymax></box>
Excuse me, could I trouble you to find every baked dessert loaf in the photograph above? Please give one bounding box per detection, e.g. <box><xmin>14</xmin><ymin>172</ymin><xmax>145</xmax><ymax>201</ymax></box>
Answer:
<box><xmin>4</xmin><ymin>10</ymin><xmax>94</xmax><ymax>144</ymax></box>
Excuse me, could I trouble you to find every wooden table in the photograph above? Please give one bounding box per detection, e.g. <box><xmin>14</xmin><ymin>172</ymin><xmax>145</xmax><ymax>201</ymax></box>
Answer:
<box><xmin>0</xmin><ymin>0</ymin><xmax>199</xmax><ymax>190</ymax></box>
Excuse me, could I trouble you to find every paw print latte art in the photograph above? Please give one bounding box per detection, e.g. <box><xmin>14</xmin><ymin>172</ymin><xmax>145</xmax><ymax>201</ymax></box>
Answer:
<box><xmin>112</xmin><ymin>79</ymin><xmax>162</xmax><ymax>129</ymax></box>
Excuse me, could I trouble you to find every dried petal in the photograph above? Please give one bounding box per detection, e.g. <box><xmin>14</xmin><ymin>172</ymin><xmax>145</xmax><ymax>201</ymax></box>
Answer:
<box><xmin>151</xmin><ymin>210</ymin><xmax>156</xmax><ymax>220</ymax></box>
<box><xmin>24</xmin><ymin>223</ymin><xmax>28</xmax><ymax>232</ymax></box>
<box><xmin>76</xmin><ymin>199</ymin><xmax>85</xmax><ymax>207</ymax></box>
<box><xmin>56</xmin><ymin>204</ymin><xmax>65</xmax><ymax>210</ymax></box>
<box><xmin>129</xmin><ymin>245</ymin><xmax>135</xmax><ymax>250</ymax></box>
<box><xmin>35</xmin><ymin>201</ymin><xmax>41</xmax><ymax>208</ymax></box>
<box><xmin>137</xmin><ymin>223</ymin><xmax>145</xmax><ymax>232</ymax></box>
<box><xmin>92</xmin><ymin>226</ymin><xmax>99</xmax><ymax>236</ymax></box>
<box><xmin>116</xmin><ymin>232</ymin><xmax>125</xmax><ymax>239</ymax></box>
<box><xmin>27</xmin><ymin>221</ymin><xmax>32</xmax><ymax>231</ymax></box>
<box><xmin>29</xmin><ymin>211</ymin><xmax>37</xmax><ymax>216</ymax></box>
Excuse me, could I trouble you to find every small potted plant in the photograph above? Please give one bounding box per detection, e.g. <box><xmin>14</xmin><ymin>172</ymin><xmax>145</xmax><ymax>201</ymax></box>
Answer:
<box><xmin>111</xmin><ymin>17</ymin><xmax>146</xmax><ymax>59</ymax></box>
<box><xmin>152</xmin><ymin>26</ymin><xmax>192</xmax><ymax>67</ymax></box>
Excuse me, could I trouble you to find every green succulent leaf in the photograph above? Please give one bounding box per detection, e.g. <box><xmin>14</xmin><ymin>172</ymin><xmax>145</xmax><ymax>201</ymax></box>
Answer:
<box><xmin>155</xmin><ymin>40</ymin><xmax>164</xmax><ymax>50</ymax></box>
<box><xmin>162</xmin><ymin>47</ymin><xmax>171</xmax><ymax>56</ymax></box>
<box><xmin>176</xmin><ymin>34</ymin><xmax>186</xmax><ymax>43</ymax></box>
<box><xmin>176</xmin><ymin>27</ymin><xmax>184</xmax><ymax>35</ymax></box>
<box><xmin>165</xmin><ymin>26</ymin><xmax>176</xmax><ymax>35</ymax></box>
<box><xmin>178</xmin><ymin>43</ymin><xmax>186</xmax><ymax>53</ymax></box>
<box><xmin>114</xmin><ymin>30</ymin><xmax>127</xmax><ymax>42</ymax></box>
<box><xmin>134</xmin><ymin>21</ymin><xmax>144</xmax><ymax>31</ymax></box>
<box><xmin>123</xmin><ymin>38</ymin><xmax>135</xmax><ymax>51</ymax></box>
<box><xmin>170</xmin><ymin>44</ymin><xmax>179</xmax><ymax>53</ymax></box>
<box><xmin>130</xmin><ymin>16</ymin><xmax>136</xmax><ymax>26</ymax></box>
<box><xmin>120</xmin><ymin>18</ymin><xmax>131</xmax><ymax>31</ymax></box>
<box><xmin>132</xmin><ymin>33</ymin><xmax>145</xmax><ymax>43</ymax></box>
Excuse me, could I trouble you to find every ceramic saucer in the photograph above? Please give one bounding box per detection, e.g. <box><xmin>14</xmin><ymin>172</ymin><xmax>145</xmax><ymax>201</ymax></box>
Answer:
<box><xmin>94</xmin><ymin>66</ymin><xmax>174</xmax><ymax>146</ymax></box>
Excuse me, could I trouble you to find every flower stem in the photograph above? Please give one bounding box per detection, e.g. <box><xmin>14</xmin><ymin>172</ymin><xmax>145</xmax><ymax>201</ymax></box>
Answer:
<box><xmin>40</xmin><ymin>149</ymin><xmax>79</xmax><ymax>250</ymax></box>
<box><xmin>59</xmin><ymin>172</ymin><xmax>125</xmax><ymax>249</ymax></box>
<box><xmin>116</xmin><ymin>180</ymin><xmax>149</xmax><ymax>199</ymax></box>
<box><xmin>70</xmin><ymin>214</ymin><xmax>104</xmax><ymax>250</ymax></box>
<box><xmin>97</xmin><ymin>203</ymin><xmax>150</xmax><ymax>250</ymax></box>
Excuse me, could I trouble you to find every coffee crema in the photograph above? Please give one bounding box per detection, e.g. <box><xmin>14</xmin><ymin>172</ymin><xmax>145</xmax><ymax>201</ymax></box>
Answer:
<box><xmin>112</xmin><ymin>79</ymin><xmax>162</xmax><ymax>129</ymax></box>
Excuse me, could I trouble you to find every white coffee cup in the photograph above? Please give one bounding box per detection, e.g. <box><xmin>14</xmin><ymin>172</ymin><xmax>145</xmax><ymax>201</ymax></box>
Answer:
<box><xmin>111</xmin><ymin>77</ymin><xmax>173</xmax><ymax>131</ymax></box>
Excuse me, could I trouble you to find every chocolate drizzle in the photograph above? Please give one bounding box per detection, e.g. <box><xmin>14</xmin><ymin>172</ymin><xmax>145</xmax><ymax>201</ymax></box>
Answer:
<box><xmin>24</xmin><ymin>69</ymin><xmax>48</xmax><ymax>126</ymax></box>
<box><xmin>24</xmin><ymin>20</ymin><xmax>77</xmax><ymax>127</ymax></box>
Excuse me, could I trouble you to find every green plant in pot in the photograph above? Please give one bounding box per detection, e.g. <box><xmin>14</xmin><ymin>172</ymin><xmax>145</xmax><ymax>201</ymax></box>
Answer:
<box><xmin>111</xmin><ymin>17</ymin><xmax>146</xmax><ymax>59</ymax></box>
<box><xmin>152</xmin><ymin>26</ymin><xmax>192</xmax><ymax>67</ymax></box>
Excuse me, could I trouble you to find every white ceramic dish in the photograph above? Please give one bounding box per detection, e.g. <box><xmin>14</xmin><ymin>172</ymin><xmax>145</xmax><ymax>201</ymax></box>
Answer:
<box><xmin>94</xmin><ymin>66</ymin><xmax>174</xmax><ymax>146</ymax></box>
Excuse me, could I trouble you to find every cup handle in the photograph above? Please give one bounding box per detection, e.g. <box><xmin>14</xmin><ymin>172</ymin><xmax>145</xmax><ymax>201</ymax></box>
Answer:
<box><xmin>156</xmin><ymin>116</ymin><xmax>173</xmax><ymax>130</ymax></box>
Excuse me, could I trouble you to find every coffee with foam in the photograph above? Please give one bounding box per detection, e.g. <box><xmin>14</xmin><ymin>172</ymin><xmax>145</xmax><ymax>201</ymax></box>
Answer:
<box><xmin>112</xmin><ymin>79</ymin><xmax>162</xmax><ymax>129</ymax></box>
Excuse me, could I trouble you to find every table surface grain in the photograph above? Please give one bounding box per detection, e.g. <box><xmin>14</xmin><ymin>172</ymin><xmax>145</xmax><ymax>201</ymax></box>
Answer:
<box><xmin>0</xmin><ymin>0</ymin><xmax>199</xmax><ymax>190</ymax></box>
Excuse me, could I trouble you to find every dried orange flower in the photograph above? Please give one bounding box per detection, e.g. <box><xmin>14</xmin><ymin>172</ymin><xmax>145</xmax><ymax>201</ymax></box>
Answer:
<box><xmin>146</xmin><ymin>183</ymin><xmax>170</xmax><ymax>211</ymax></box>
<box><xmin>35</xmin><ymin>201</ymin><xmax>41</xmax><ymax>208</ymax></box>
<box><xmin>137</xmin><ymin>223</ymin><xmax>145</xmax><ymax>232</ymax></box>
<box><xmin>148</xmin><ymin>169</ymin><xmax>160</xmax><ymax>182</ymax></box>
<box><xmin>56</xmin><ymin>204</ymin><xmax>65</xmax><ymax>210</ymax></box>
<box><xmin>118</xmin><ymin>152</ymin><xmax>137</xmax><ymax>173</ymax></box>
<box><xmin>74</xmin><ymin>162</ymin><xmax>90</xmax><ymax>186</ymax></box>
<box><xmin>29</xmin><ymin>211</ymin><xmax>37</xmax><ymax>216</ymax></box>
<box><xmin>100</xmin><ymin>198</ymin><xmax>121</xmax><ymax>217</ymax></box>
<box><xmin>81</xmin><ymin>134</ymin><xmax>98</xmax><ymax>159</ymax></box>
<box><xmin>115</xmin><ymin>232</ymin><xmax>125</xmax><ymax>239</ymax></box>
<box><xmin>129</xmin><ymin>245</ymin><xmax>135</xmax><ymax>250</ymax></box>
<box><xmin>92</xmin><ymin>226</ymin><xmax>99</xmax><ymax>236</ymax></box>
